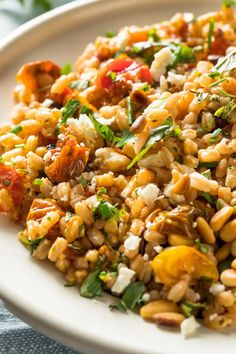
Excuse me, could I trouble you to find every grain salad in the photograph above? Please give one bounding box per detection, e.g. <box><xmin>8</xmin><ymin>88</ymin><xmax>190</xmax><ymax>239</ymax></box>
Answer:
<box><xmin>2</xmin><ymin>1</ymin><xmax>236</xmax><ymax>336</ymax></box>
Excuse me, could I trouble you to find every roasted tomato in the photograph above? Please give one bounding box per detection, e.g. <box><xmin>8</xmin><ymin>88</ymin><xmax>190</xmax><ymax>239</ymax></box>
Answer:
<box><xmin>17</xmin><ymin>60</ymin><xmax>60</xmax><ymax>101</ymax></box>
<box><xmin>44</xmin><ymin>139</ymin><xmax>90</xmax><ymax>183</ymax></box>
<box><xmin>152</xmin><ymin>245</ymin><xmax>219</xmax><ymax>286</ymax></box>
<box><xmin>27</xmin><ymin>198</ymin><xmax>65</xmax><ymax>239</ymax></box>
<box><xmin>0</xmin><ymin>163</ymin><xmax>25</xmax><ymax>210</ymax></box>
<box><xmin>97</xmin><ymin>57</ymin><xmax>152</xmax><ymax>90</ymax></box>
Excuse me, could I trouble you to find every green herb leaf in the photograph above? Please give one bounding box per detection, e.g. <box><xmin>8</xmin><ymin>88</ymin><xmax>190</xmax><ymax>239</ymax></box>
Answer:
<box><xmin>34</xmin><ymin>0</ymin><xmax>52</xmax><ymax>11</ymax></box>
<box><xmin>96</xmin><ymin>187</ymin><xmax>107</xmax><ymax>198</ymax></box>
<box><xmin>222</xmin><ymin>0</ymin><xmax>236</xmax><ymax>8</ymax></box>
<box><xmin>169</xmin><ymin>44</ymin><xmax>196</xmax><ymax>69</ymax></box>
<box><xmin>218</xmin><ymin>89</ymin><xmax>236</xmax><ymax>99</ymax></box>
<box><xmin>214</xmin><ymin>100</ymin><xmax>236</xmax><ymax>120</ymax></box>
<box><xmin>60</xmin><ymin>63</ymin><xmax>72</xmax><ymax>75</ymax></box>
<box><xmin>111</xmin><ymin>282</ymin><xmax>145</xmax><ymax>312</ymax></box>
<box><xmin>88</xmin><ymin>114</ymin><xmax>117</xmax><ymax>143</ymax></box>
<box><xmin>198</xmin><ymin>161</ymin><xmax>218</xmax><ymax>168</ymax></box>
<box><xmin>10</xmin><ymin>125</ymin><xmax>22</xmax><ymax>134</ymax></box>
<box><xmin>65</xmin><ymin>211</ymin><xmax>72</xmax><ymax>222</ymax></box>
<box><xmin>115</xmin><ymin>130</ymin><xmax>136</xmax><ymax>148</ymax></box>
<box><xmin>80</xmin><ymin>270</ymin><xmax>103</xmax><ymax>298</ymax></box>
<box><xmin>70</xmin><ymin>80</ymin><xmax>90</xmax><ymax>90</ymax></box>
<box><xmin>201</xmin><ymin>169</ymin><xmax>211</xmax><ymax>179</ymax></box>
<box><xmin>94</xmin><ymin>201</ymin><xmax>124</xmax><ymax>221</ymax></box>
<box><xmin>208</xmin><ymin>128</ymin><xmax>222</xmax><ymax>143</ymax></box>
<box><xmin>181</xmin><ymin>301</ymin><xmax>206</xmax><ymax>318</ymax></box>
<box><xmin>211</xmin><ymin>49</ymin><xmax>236</xmax><ymax>75</ymax></box>
<box><xmin>107</xmin><ymin>71</ymin><xmax>117</xmax><ymax>81</ymax></box>
<box><xmin>78</xmin><ymin>175</ymin><xmax>88</xmax><ymax>187</ymax></box>
<box><xmin>209</xmin><ymin>78</ymin><xmax>227</xmax><ymax>88</ymax></box>
<box><xmin>106</xmin><ymin>31</ymin><xmax>116</xmax><ymax>38</ymax></box>
<box><xmin>142</xmin><ymin>84</ymin><xmax>151</xmax><ymax>92</ymax></box>
<box><xmin>33</xmin><ymin>178</ymin><xmax>43</xmax><ymax>186</ymax></box>
<box><xmin>195</xmin><ymin>238</ymin><xmax>209</xmax><ymax>254</ymax></box>
<box><xmin>202</xmin><ymin>192</ymin><xmax>217</xmax><ymax>205</ymax></box>
<box><xmin>127</xmin><ymin>117</ymin><xmax>180</xmax><ymax>169</ymax></box>
<box><xmin>207</xmin><ymin>19</ymin><xmax>215</xmax><ymax>51</ymax></box>
<box><xmin>208</xmin><ymin>71</ymin><xmax>221</xmax><ymax>79</ymax></box>
<box><xmin>21</xmin><ymin>236</ymin><xmax>45</xmax><ymax>254</ymax></box>
<box><xmin>55</xmin><ymin>99</ymin><xmax>80</xmax><ymax>134</ymax></box>
<box><xmin>148</xmin><ymin>28</ymin><xmax>160</xmax><ymax>42</ymax></box>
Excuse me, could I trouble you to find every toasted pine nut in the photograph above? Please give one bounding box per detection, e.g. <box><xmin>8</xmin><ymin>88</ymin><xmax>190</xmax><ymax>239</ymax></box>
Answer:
<box><xmin>231</xmin><ymin>258</ymin><xmax>236</xmax><ymax>270</ymax></box>
<box><xmin>215</xmin><ymin>291</ymin><xmax>235</xmax><ymax>307</ymax></box>
<box><xmin>152</xmin><ymin>312</ymin><xmax>185</xmax><ymax>327</ymax></box>
<box><xmin>216</xmin><ymin>243</ymin><xmax>231</xmax><ymax>261</ymax></box>
<box><xmin>220</xmin><ymin>269</ymin><xmax>236</xmax><ymax>287</ymax></box>
<box><xmin>140</xmin><ymin>300</ymin><xmax>178</xmax><ymax>319</ymax></box>
<box><xmin>196</xmin><ymin>217</ymin><xmax>215</xmax><ymax>244</ymax></box>
<box><xmin>220</xmin><ymin>219</ymin><xmax>236</xmax><ymax>242</ymax></box>
<box><xmin>172</xmin><ymin>175</ymin><xmax>190</xmax><ymax>195</ymax></box>
<box><xmin>231</xmin><ymin>240</ymin><xmax>236</xmax><ymax>258</ymax></box>
<box><xmin>168</xmin><ymin>234</ymin><xmax>193</xmax><ymax>246</ymax></box>
<box><xmin>167</xmin><ymin>281</ymin><xmax>187</xmax><ymax>303</ymax></box>
<box><xmin>210</xmin><ymin>206</ymin><xmax>234</xmax><ymax>232</ymax></box>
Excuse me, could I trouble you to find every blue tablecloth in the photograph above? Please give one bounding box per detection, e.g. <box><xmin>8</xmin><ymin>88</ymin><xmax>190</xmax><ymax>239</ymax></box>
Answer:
<box><xmin>0</xmin><ymin>2</ymin><xmax>81</xmax><ymax>353</ymax></box>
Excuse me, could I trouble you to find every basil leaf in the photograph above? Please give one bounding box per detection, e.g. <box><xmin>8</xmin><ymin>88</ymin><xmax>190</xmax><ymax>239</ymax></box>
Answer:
<box><xmin>94</xmin><ymin>201</ymin><xmax>124</xmax><ymax>221</ymax></box>
<box><xmin>211</xmin><ymin>49</ymin><xmax>236</xmax><ymax>75</ymax></box>
<box><xmin>60</xmin><ymin>63</ymin><xmax>72</xmax><ymax>75</ymax></box>
<box><xmin>127</xmin><ymin>117</ymin><xmax>180</xmax><ymax>169</ymax></box>
<box><xmin>55</xmin><ymin>99</ymin><xmax>80</xmax><ymax>134</ymax></box>
<box><xmin>208</xmin><ymin>128</ymin><xmax>222</xmax><ymax>143</ymax></box>
<box><xmin>181</xmin><ymin>301</ymin><xmax>206</xmax><ymax>318</ymax></box>
<box><xmin>208</xmin><ymin>19</ymin><xmax>215</xmax><ymax>51</ymax></box>
<box><xmin>214</xmin><ymin>100</ymin><xmax>236</xmax><ymax>120</ymax></box>
<box><xmin>80</xmin><ymin>270</ymin><xmax>103</xmax><ymax>298</ymax></box>
<box><xmin>89</xmin><ymin>114</ymin><xmax>117</xmax><ymax>143</ymax></box>
<box><xmin>111</xmin><ymin>282</ymin><xmax>145</xmax><ymax>312</ymax></box>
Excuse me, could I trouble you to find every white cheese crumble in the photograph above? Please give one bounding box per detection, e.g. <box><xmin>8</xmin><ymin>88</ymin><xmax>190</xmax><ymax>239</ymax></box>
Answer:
<box><xmin>150</xmin><ymin>47</ymin><xmax>174</xmax><ymax>81</ymax></box>
<box><xmin>138</xmin><ymin>183</ymin><xmax>160</xmax><ymax>206</ymax></box>
<box><xmin>143</xmin><ymin>253</ymin><xmax>149</xmax><ymax>261</ymax></box>
<box><xmin>209</xmin><ymin>282</ymin><xmax>225</xmax><ymax>295</ymax></box>
<box><xmin>113</xmin><ymin>27</ymin><xmax>129</xmax><ymax>50</ymax></box>
<box><xmin>43</xmin><ymin>150</ymin><xmax>52</xmax><ymax>163</ymax></box>
<box><xmin>180</xmin><ymin>316</ymin><xmax>200</xmax><ymax>338</ymax></box>
<box><xmin>209</xmin><ymin>313</ymin><xmax>218</xmax><ymax>321</ymax></box>
<box><xmin>124</xmin><ymin>235</ymin><xmax>141</xmax><ymax>251</ymax></box>
<box><xmin>42</xmin><ymin>98</ymin><xmax>53</xmax><ymax>107</ymax></box>
<box><xmin>67</xmin><ymin>114</ymin><xmax>98</xmax><ymax>146</ymax></box>
<box><xmin>111</xmin><ymin>267</ymin><xmax>135</xmax><ymax>295</ymax></box>
<box><xmin>154</xmin><ymin>245</ymin><xmax>163</xmax><ymax>254</ymax></box>
<box><xmin>167</xmin><ymin>71</ymin><xmax>185</xmax><ymax>87</ymax></box>
<box><xmin>142</xmin><ymin>293</ymin><xmax>150</xmax><ymax>302</ymax></box>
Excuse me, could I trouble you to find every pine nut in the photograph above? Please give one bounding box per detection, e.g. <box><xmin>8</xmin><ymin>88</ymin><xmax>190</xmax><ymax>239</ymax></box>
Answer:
<box><xmin>215</xmin><ymin>291</ymin><xmax>235</xmax><ymax>307</ymax></box>
<box><xmin>210</xmin><ymin>206</ymin><xmax>234</xmax><ymax>232</ymax></box>
<box><xmin>168</xmin><ymin>234</ymin><xmax>193</xmax><ymax>246</ymax></box>
<box><xmin>140</xmin><ymin>300</ymin><xmax>178</xmax><ymax>319</ymax></box>
<box><xmin>231</xmin><ymin>258</ymin><xmax>236</xmax><ymax>270</ymax></box>
<box><xmin>196</xmin><ymin>217</ymin><xmax>215</xmax><ymax>244</ymax></box>
<box><xmin>152</xmin><ymin>312</ymin><xmax>185</xmax><ymax>327</ymax></box>
<box><xmin>218</xmin><ymin>187</ymin><xmax>232</xmax><ymax>204</ymax></box>
<box><xmin>167</xmin><ymin>281</ymin><xmax>187</xmax><ymax>303</ymax></box>
<box><xmin>172</xmin><ymin>175</ymin><xmax>190</xmax><ymax>195</ymax></box>
<box><xmin>216</xmin><ymin>243</ymin><xmax>231</xmax><ymax>261</ymax></box>
<box><xmin>220</xmin><ymin>269</ymin><xmax>236</xmax><ymax>287</ymax></box>
<box><xmin>220</xmin><ymin>219</ymin><xmax>236</xmax><ymax>242</ymax></box>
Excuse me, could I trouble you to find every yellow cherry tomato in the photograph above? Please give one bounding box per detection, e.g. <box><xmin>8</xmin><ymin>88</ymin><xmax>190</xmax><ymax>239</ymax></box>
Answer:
<box><xmin>152</xmin><ymin>245</ymin><xmax>219</xmax><ymax>286</ymax></box>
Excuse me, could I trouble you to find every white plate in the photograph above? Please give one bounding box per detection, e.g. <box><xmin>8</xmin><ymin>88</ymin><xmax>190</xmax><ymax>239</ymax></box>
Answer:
<box><xmin>0</xmin><ymin>0</ymin><xmax>234</xmax><ymax>353</ymax></box>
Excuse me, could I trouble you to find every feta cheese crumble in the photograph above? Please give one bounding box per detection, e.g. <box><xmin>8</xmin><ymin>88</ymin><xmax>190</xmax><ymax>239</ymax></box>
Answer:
<box><xmin>209</xmin><ymin>282</ymin><xmax>225</xmax><ymax>295</ymax></box>
<box><xmin>150</xmin><ymin>47</ymin><xmax>174</xmax><ymax>81</ymax></box>
<box><xmin>111</xmin><ymin>267</ymin><xmax>135</xmax><ymax>295</ymax></box>
<box><xmin>180</xmin><ymin>316</ymin><xmax>200</xmax><ymax>338</ymax></box>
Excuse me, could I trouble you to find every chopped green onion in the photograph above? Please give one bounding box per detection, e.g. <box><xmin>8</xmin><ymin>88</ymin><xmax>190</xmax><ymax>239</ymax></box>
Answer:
<box><xmin>33</xmin><ymin>178</ymin><xmax>43</xmax><ymax>186</ymax></box>
<box><xmin>10</xmin><ymin>125</ymin><xmax>22</xmax><ymax>134</ymax></box>
<box><xmin>209</xmin><ymin>78</ymin><xmax>227</xmax><ymax>88</ymax></box>
<box><xmin>60</xmin><ymin>63</ymin><xmax>72</xmax><ymax>75</ymax></box>
<box><xmin>106</xmin><ymin>31</ymin><xmax>116</xmax><ymax>38</ymax></box>
<box><xmin>208</xmin><ymin>128</ymin><xmax>222</xmax><ymax>143</ymax></box>
<box><xmin>107</xmin><ymin>71</ymin><xmax>117</xmax><ymax>81</ymax></box>
<box><xmin>207</xmin><ymin>19</ymin><xmax>215</xmax><ymax>51</ymax></box>
<box><xmin>195</xmin><ymin>238</ymin><xmax>209</xmax><ymax>254</ymax></box>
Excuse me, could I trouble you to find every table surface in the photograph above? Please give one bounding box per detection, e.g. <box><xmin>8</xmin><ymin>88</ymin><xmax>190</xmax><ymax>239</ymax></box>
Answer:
<box><xmin>0</xmin><ymin>3</ymin><xmax>81</xmax><ymax>353</ymax></box>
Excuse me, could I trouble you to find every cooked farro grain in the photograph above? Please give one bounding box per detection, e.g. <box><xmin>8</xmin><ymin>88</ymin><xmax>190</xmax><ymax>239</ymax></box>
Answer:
<box><xmin>2</xmin><ymin>2</ymin><xmax>236</xmax><ymax>336</ymax></box>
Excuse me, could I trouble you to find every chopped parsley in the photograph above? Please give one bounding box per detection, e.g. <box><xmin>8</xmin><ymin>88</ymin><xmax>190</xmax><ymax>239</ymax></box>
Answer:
<box><xmin>195</xmin><ymin>238</ymin><xmax>209</xmax><ymax>254</ymax></box>
<box><xmin>181</xmin><ymin>301</ymin><xmax>206</xmax><ymax>317</ymax></box>
<box><xmin>115</xmin><ymin>130</ymin><xmax>136</xmax><ymax>148</ymax></box>
<box><xmin>10</xmin><ymin>125</ymin><xmax>22</xmax><ymax>134</ymax></box>
<box><xmin>88</xmin><ymin>114</ymin><xmax>117</xmax><ymax>143</ymax></box>
<box><xmin>222</xmin><ymin>0</ymin><xmax>236</xmax><ymax>8</ymax></box>
<box><xmin>202</xmin><ymin>192</ymin><xmax>217</xmax><ymax>205</ymax></box>
<box><xmin>94</xmin><ymin>200</ymin><xmax>124</xmax><ymax>221</ymax></box>
<box><xmin>78</xmin><ymin>175</ymin><xmax>88</xmax><ymax>188</ymax></box>
<box><xmin>107</xmin><ymin>71</ymin><xmax>117</xmax><ymax>81</ymax></box>
<box><xmin>207</xmin><ymin>19</ymin><xmax>215</xmax><ymax>51</ymax></box>
<box><xmin>55</xmin><ymin>99</ymin><xmax>80</xmax><ymax>134</ymax></box>
<box><xmin>33</xmin><ymin>178</ymin><xmax>43</xmax><ymax>186</ymax></box>
<box><xmin>148</xmin><ymin>28</ymin><xmax>160</xmax><ymax>42</ymax></box>
<box><xmin>60</xmin><ymin>63</ymin><xmax>72</xmax><ymax>75</ymax></box>
<box><xmin>208</xmin><ymin>128</ymin><xmax>222</xmax><ymax>143</ymax></box>
<box><xmin>214</xmin><ymin>100</ymin><xmax>236</xmax><ymax>120</ymax></box>
<box><xmin>106</xmin><ymin>31</ymin><xmax>116</xmax><ymax>38</ymax></box>
<box><xmin>211</xmin><ymin>49</ymin><xmax>236</xmax><ymax>75</ymax></box>
<box><xmin>110</xmin><ymin>282</ymin><xmax>145</xmax><ymax>312</ymax></box>
<box><xmin>127</xmin><ymin>117</ymin><xmax>181</xmax><ymax>169</ymax></box>
<box><xmin>21</xmin><ymin>236</ymin><xmax>45</xmax><ymax>254</ymax></box>
<box><xmin>80</xmin><ymin>270</ymin><xmax>103</xmax><ymax>298</ymax></box>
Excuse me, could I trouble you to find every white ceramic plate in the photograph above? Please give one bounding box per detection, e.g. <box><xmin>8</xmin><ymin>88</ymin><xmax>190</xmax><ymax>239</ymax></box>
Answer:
<box><xmin>0</xmin><ymin>0</ymin><xmax>234</xmax><ymax>353</ymax></box>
